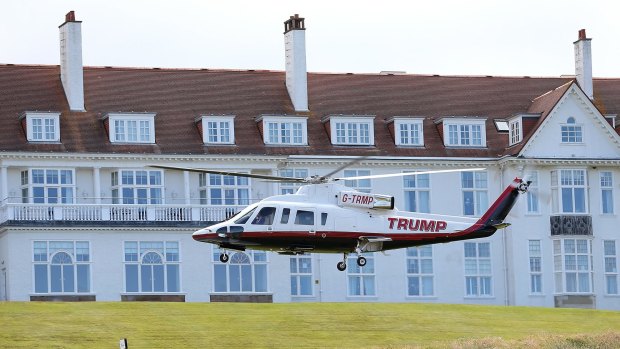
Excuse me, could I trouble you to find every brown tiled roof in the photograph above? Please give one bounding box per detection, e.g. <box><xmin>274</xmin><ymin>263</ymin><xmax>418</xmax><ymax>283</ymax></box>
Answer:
<box><xmin>0</xmin><ymin>64</ymin><xmax>617</xmax><ymax>158</ymax></box>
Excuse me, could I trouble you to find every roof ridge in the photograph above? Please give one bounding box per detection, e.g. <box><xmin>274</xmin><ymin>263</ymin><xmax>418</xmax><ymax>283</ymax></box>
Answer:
<box><xmin>531</xmin><ymin>80</ymin><xmax>574</xmax><ymax>102</ymax></box>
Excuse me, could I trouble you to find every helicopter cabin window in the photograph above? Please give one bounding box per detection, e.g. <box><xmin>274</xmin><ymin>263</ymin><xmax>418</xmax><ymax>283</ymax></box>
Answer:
<box><xmin>252</xmin><ymin>207</ymin><xmax>276</xmax><ymax>225</ymax></box>
<box><xmin>281</xmin><ymin>208</ymin><xmax>291</xmax><ymax>224</ymax></box>
<box><xmin>295</xmin><ymin>210</ymin><xmax>314</xmax><ymax>225</ymax></box>
<box><xmin>234</xmin><ymin>207</ymin><xmax>256</xmax><ymax>224</ymax></box>
<box><xmin>321</xmin><ymin>213</ymin><xmax>328</xmax><ymax>225</ymax></box>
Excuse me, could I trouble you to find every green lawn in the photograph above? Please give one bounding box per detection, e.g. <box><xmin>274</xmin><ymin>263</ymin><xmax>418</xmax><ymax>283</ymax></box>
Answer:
<box><xmin>0</xmin><ymin>302</ymin><xmax>619</xmax><ymax>348</ymax></box>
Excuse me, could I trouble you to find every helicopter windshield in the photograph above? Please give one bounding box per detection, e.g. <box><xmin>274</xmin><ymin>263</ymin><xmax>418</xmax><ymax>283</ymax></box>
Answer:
<box><xmin>231</xmin><ymin>205</ymin><xmax>258</xmax><ymax>224</ymax></box>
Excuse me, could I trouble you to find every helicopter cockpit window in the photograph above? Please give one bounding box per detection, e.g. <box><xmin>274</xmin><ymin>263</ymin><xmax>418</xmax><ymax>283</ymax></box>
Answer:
<box><xmin>252</xmin><ymin>207</ymin><xmax>276</xmax><ymax>225</ymax></box>
<box><xmin>281</xmin><ymin>208</ymin><xmax>291</xmax><ymax>224</ymax></box>
<box><xmin>321</xmin><ymin>212</ymin><xmax>328</xmax><ymax>226</ymax></box>
<box><xmin>294</xmin><ymin>210</ymin><xmax>314</xmax><ymax>225</ymax></box>
<box><xmin>234</xmin><ymin>207</ymin><xmax>257</xmax><ymax>224</ymax></box>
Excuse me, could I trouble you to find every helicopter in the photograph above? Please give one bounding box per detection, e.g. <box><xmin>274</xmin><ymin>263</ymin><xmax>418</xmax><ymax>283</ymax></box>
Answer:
<box><xmin>153</xmin><ymin>164</ymin><xmax>530</xmax><ymax>271</ymax></box>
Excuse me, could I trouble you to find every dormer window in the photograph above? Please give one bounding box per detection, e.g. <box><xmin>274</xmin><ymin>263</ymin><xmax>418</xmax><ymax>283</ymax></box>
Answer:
<box><xmin>391</xmin><ymin>117</ymin><xmax>424</xmax><ymax>146</ymax></box>
<box><xmin>561</xmin><ymin>117</ymin><xmax>583</xmax><ymax>143</ymax></box>
<box><xmin>322</xmin><ymin>115</ymin><xmax>375</xmax><ymax>146</ymax></box>
<box><xmin>257</xmin><ymin>115</ymin><xmax>307</xmax><ymax>146</ymax></box>
<box><xmin>509</xmin><ymin>118</ymin><xmax>522</xmax><ymax>145</ymax></box>
<box><xmin>104</xmin><ymin>113</ymin><xmax>156</xmax><ymax>144</ymax></box>
<box><xmin>442</xmin><ymin>118</ymin><xmax>486</xmax><ymax>147</ymax></box>
<box><xmin>21</xmin><ymin>112</ymin><xmax>61</xmax><ymax>142</ymax></box>
<box><xmin>198</xmin><ymin>115</ymin><xmax>235</xmax><ymax>145</ymax></box>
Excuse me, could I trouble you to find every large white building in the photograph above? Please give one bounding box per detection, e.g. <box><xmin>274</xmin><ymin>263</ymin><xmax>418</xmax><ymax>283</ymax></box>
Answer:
<box><xmin>0</xmin><ymin>13</ymin><xmax>619</xmax><ymax>309</ymax></box>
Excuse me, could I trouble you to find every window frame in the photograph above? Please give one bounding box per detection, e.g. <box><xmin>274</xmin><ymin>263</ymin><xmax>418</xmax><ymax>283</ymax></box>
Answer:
<box><xmin>508</xmin><ymin>117</ymin><xmax>522</xmax><ymax>145</ymax></box>
<box><xmin>259</xmin><ymin>115</ymin><xmax>308</xmax><ymax>146</ymax></box>
<box><xmin>347</xmin><ymin>253</ymin><xmax>376</xmax><ymax>297</ymax></box>
<box><xmin>528</xmin><ymin>240</ymin><xmax>543</xmax><ymax>295</ymax></box>
<box><xmin>123</xmin><ymin>241</ymin><xmax>181</xmax><ymax>293</ymax></box>
<box><xmin>600</xmin><ymin>171</ymin><xmax>614</xmax><ymax>215</ymax></box>
<box><xmin>464</xmin><ymin>242</ymin><xmax>493</xmax><ymax>297</ymax></box>
<box><xmin>327</xmin><ymin>116</ymin><xmax>375</xmax><ymax>146</ymax></box>
<box><xmin>199</xmin><ymin>172</ymin><xmax>250</xmax><ymax>206</ymax></box>
<box><xmin>403</xmin><ymin>170</ymin><xmax>430</xmax><ymax>213</ymax></box>
<box><xmin>560</xmin><ymin>117</ymin><xmax>584</xmax><ymax>144</ymax></box>
<box><xmin>603</xmin><ymin>240</ymin><xmax>618</xmax><ymax>295</ymax></box>
<box><xmin>393</xmin><ymin>118</ymin><xmax>424</xmax><ymax>146</ymax></box>
<box><xmin>33</xmin><ymin>240</ymin><xmax>91</xmax><ymax>294</ymax></box>
<box><xmin>200</xmin><ymin>115</ymin><xmax>235</xmax><ymax>145</ymax></box>
<box><xmin>111</xmin><ymin>169</ymin><xmax>164</xmax><ymax>205</ymax></box>
<box><xmin>461</xmin><ymin>171</ymin><xmax>488</xmax><ymax>216</ymax></box>
<box><xmin>343</xmin><ymin>169</ymin><xmax>372</xmax><ymax>193</ymax></box>
<box><xmin>279</xmin><ymin>169</ymin><xmax>308</xmax><ymax>194</ymax></box>
<box><xmin>442</xmin><ymin>119</ymin><xmax>487</xmax><ymax>147</ymax></box>
<box><xmin>525</xmin><ymin>171</ymin><xmax>540</xmax><ymax>215</ymax></box>
<box><xmin>21</xmin><ymin>168</ymin><xmax>76</xmax><ymax>204</ymax></box>
<box><xmin>212</xmin><ymin>247</ymin><xmax>269</xmax><ymax>293</ymax></box>
<box><xmin>406</xmin><ymin>246</ymin><xmax>434</xmax><ymax>297</ymax></box>
<box><xmin>106</xmin><ymin>113</ymin><xmax>156</xmax><ymax>144</ymax></box>
<box><xmin>553</xmin><ymin>238</ymin><xmax>593</xmax><ymax>294</ymax></box>
<box><xmin>551</xmin><ymin>169</ymin><xmax>588</xmax><ymax>214</ymax></box>
<box><xmin>23</xmin><ymin>112</ymin><xmax>61</xmax><ymax>143</ymax></box>
<box><xmin>290</xmin><ymin>255</ymin><xmax>314</xmax><ymax>297</ymax></box>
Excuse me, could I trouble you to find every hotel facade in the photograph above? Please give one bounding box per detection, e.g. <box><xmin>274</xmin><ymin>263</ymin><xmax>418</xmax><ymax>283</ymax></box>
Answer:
<box><xmin>0</xmin><ymin>13</ymin><xmax>619</xmax><ymax>309</ymax></box>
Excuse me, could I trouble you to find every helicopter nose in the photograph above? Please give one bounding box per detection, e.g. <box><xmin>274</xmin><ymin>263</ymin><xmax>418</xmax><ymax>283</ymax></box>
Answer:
<box><xmin>192</xmin><ymin>228</ymin><xmax>214</xmax><ymax>241</ymax></box>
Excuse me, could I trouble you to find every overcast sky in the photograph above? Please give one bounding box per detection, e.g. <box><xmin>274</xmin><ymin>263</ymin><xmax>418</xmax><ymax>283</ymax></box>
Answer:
<box><xmin>2</xmin><ymin>0</ymin><xmax>620</xmax><ymax>77</ymax></box>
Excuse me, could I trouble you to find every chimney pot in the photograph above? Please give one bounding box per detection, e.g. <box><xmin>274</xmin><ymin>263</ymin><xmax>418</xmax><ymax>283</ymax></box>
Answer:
<box><xmin>65</xmin><ymin>11</ymin><xmax>75</xmax><ymax>22</ymax></box>
<box><xmin>578</xmin><ymin>29</ymin><xmax>587</xmax><ymax>40</ymax></box>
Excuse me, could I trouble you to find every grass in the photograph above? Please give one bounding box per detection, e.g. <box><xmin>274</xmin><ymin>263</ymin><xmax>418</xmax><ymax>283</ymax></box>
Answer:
<box><xmin>0</xmin><ymin>302</ymin><xmax>619</xmax><ymax>348</ymax></box>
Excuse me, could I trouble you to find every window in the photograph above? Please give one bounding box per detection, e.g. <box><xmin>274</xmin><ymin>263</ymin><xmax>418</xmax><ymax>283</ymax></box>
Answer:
<box><xmin>604</xmin><ymin>240</ymin><xmax>618</xmax><ymax>295</ymax></box>
<box><xmin>252</xmin><ymin>207</ymin><xmax>276</xmax><ymax>225</ymax></box>
<box><xmin>213</xmin><ymin>247</ymin><xmax>268</xmax><ymax>293</ymax></box>
<box><xmin>199</xmin><ymin>173</ymin><xmax>250</xmax><ymax>206</ymax></box>
<box><xmin>464</xmin><ymin>242</ymin><xmax>492</xmax><ymax>297</ymax></box>
<box><xmin>561</xmin><ymin>117</ymin><xmax>583</xmax><ymax>143</ymax></box>
<box><xmin>279</xmin><ymin>169</ymin><xmax>308</xmax><ymax>194</ymax></box>
<box><xmin>324</xmin><ymin>116</ymin><xmax>375</xmax><ymax>146</ymax></box>
<box><xmin>33</xmin><ymin>241</ymin><xmax>90</xmax><ymax>294</ymax></box>
<box><xmin>23</xmin><ymin>112</ymin><xmax>61</xmax><ymax>142</ymax></box>
<box><xmin>553</xmin><ymin>239</ymin><xmax>592</xmax><ymax>294</ymax></box>
<box><xmin>124</xmin><ymin>241</ymin><xmax>180</xmax><ymax>293</ymax></box>
<box><xmin>106</xmin><ymin>113</ymin><xmax>156</xmax><ymax>144</ymax></box>
<box><xmin>290</xmin><ymin>255</ymin><xmax>313</xmax><ymax>296</ymax></box>
<box><xmin>526</xmin><ymin>171</ymin><xmax>540</xmax><ymax>214</ymax></box>
<box><xmin>528</xmin><ymin>240</ymin><xmax>543</xmax><ymax>294</ymax></box>
<box><xmin>600</xmin><ymin>172</ymin><xmax>614</xmax><ymax>214</ymax></box>
<box><xmin>21</xmin><ymin>169</ymin><xmax>75</xmax><ymax>204</ymax></box>
<box><xmin>443</xmin><ymin>120</ymin><xmax>486</xmax><ymax>147</ymax></box>
<box><xmin>348</xmin><ymin>253</ymin><xmax>375</xmax><ymax>296</ymax></box>
<box><xmin>294</xmin><ymin>210</ymin><xmax>314</xmax><ymax>225</ymax></box>
<box><xmin>509</xmin><ymin>118</ymin><xmax>522</xmax><ymax>145</ymax></box>
<box><xmin>112</xmin><ymin>170</ymin><xmax>163</xmax><ymax>204</ymax></box>
<box><xmin>461</xmin><ymin>171</ymin><xmax>488</xmax><ymax>216</ymax></box>
<box><xmin>551</xmin><ymin>170</ymin><xmax>587</xmax><ymax>213</ymax></box>
<box><xmin>259</xmin><ymin>116</ymin><xmax>307</xmax><ymax>145</ymax></box>
<box><xmin>403</xmin><ymin>171</ymin><xmax>430</xmax><ymax>213</ymax></box>
<box><xmin>200</xmin><ymin>115</ymin><xmax>235</xmax><ymax>144</ymax></box>
<box><xmin>343</xmin><ymin>169</ymin><xmax>371</xmax><ymax>193</ymax></box>
<box><xmin>407</xmin><ymin>246</ymin><xmax>434</xmax><ymax>296</ymax></box>
<box><xmin>394</xmin><ymin>119</ymin><xmax>424</xmax><ymax>146</ymax></box>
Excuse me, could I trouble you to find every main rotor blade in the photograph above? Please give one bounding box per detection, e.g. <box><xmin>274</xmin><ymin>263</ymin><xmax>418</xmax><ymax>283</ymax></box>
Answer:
<box><xmin>320</xmin><ymin>156</ymin><xmax>370</xmax><ymax>180</ymax></box>
<box><xmin>334</xmin><ymin>168</ymin><xmax>486</xmax><ymax>181</ymax></box>
<box><xmin>150</xmin><ymin>165</ymin><xmax>307</xmax><ymax>183</ymax></box>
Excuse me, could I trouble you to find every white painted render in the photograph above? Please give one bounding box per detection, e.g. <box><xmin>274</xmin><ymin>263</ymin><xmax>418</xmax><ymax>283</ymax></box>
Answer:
<box><xmin>284</xmin><ymin>28</ymin><xmax>309</xmax><ymax>112</ymax></box>
<box><xmin>59</xmin><ymin>19</ymin><xmax>85</xmax><ymax>112</ymax></box>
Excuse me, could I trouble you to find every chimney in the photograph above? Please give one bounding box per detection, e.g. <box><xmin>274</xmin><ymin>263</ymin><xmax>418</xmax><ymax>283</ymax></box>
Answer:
<box><xmin>574</xmin><ymin>29</ymin><xmax>593</xmax><ymax>99</ymax></box>
<box><xmin>284</xmin><ymin>14</ymin><xmax>308</xmax><ymax>112</ymax></box>
<box><xmin>59</xmin><ymin>11</ymin><xmax>85</xmax><ymax>111</ymax></box>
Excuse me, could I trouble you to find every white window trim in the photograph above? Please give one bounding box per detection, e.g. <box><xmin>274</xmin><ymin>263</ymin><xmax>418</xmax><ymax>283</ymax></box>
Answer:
<box><xmin>106</xmin><ymin>113</ymin><xmax>156</xmax><ymax>144</ymax></box>
<box><xmin>524</xmin><ymin>171</ymin><xmax>541</xmax><ymax>216</ymax></box>
<box><xmin>258</xmin><ymin>115</ymin><xmax>308</xmax><ymax>146</ymax></box>
<box><xmin>122</xmin><ymin>240</ymin><xmax>182</xmax><ymax>294</ymax></box>
<box><xmin>32</xmin><ymin>240</ymin><xmax>92</xmax><ymax>295</ymax></box>
<box><xmin>441</xmin><ymin>118</ymin><xmax>487</xmax><ymax>147</ymax></box>
<box><xmin>560</xmin><ymin>117</ymin><xmax>584</xmax><ymax>145</ymax></box>
<box><xmin>550</xmin><ymin>169</ymin><xmax>589</xmax><ymax>214</ymax></box>
<box><xmin>508</xmin><ymin>117</ymin><xmax>522</xmax><ymax>146</ymax></box>
<box><xmin>23</xmin><ymin>112</ymin><xmax>61</xmax><ymax>143</ymax></box>
<box><xmin>200</xmin><ymin>115</ymin><xmax>235</xmax><ymax>145</ymax></box>
<box><xmin>528</xmin><ymin>240</ymin><xmax>544</xmax><ymax>295</ymax></box>
<box><xmin>327</xmin><ymin>116</ymin><xmax>375</xmax><ymax>146</ymax></box>
<box><xmin>599</xmin><ymin>171</ymin><xmax>614</xmax><ymax>215</ymax></box>
<box><xmin>393</xmin><ymin>118</ymin><xmax>424</xmax><ymax>146</ymax></box>
<box><xmin>405</xmin><ymin>246</ymin><xmax>435</xmax><ymax>297</ymax></box>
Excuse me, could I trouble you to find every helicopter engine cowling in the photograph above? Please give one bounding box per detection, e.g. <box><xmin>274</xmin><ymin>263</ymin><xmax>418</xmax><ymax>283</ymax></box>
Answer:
<box><xmin>337</xmin><ymin>191</ymin><xmax>394</xmax><ymax>210</ymax></box>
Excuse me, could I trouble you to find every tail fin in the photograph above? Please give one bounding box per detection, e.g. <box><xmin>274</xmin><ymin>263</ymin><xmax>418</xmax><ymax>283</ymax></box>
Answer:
<box><xmin>476</xmin><ymin>177</ymin><xmax>530</xmax><ymax>228</ymax></box>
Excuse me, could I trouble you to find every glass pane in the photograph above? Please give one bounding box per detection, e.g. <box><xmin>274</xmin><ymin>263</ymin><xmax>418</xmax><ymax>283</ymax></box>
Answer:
<box><xmin>254</xmin><ymin>264</ymin><xmax>267</xmax><ymax>292</ymax></box>
<box><xmin>299</xmin><ymin>275</ymin><xmax>312</xmax><ymax>296</ymax></box>
<box><xmin>290</xmin><ymin>258</ymin><xmax>297</xmax><ymax>273</ymax></box>
<box><xmin>241</xmin><ymin>265</ymin><xmax>253</xmax><ymax>292</ymax></box>
<box><xmin>34</xmin><ymin>264</ymin><xmax>48</xmax><ymax>293</ymax></box>
<box><xmin>408</xmin><ymin>276</ymin><xmax>420</xmax><ymax>296</ymax></box>
<box><xmin>50</xmin><ymin>265</ymin><xmax>62</xmax><ymax>292</ymax></box>
<box><xmin>125</xmin><ymin>265</ymin><xmax>139</xmax><ymax>292</ymax></box>
<box><xmin>229</xmin><ymin>266</ymin><xmax>241</xmax><ymax>292</ymax></box>
<box><xmin>167</xmin><ymin>265</ymin><xmax>179</xmax><ymax>292</ymax></box>
<box><xmin>77</xmin><ymin>264</ymin><xmax>90</xmax><ymax>293</ymax></box>
<box><xmin>421</xmin><ymin>276</ymin><xmax>434</xmax><ymax>296</ymax></box>
<box><xmin>349</xmin><ymin>276</ymin><xmax>361</xmax><ymax>296</ymax></box>
<box><xmin>63</xmin><ymin>265</ymin><xmax>75</xmax><ymax>292</ymax></box>
<box><xmin>214</xmin><ymin>265</ymin><xmax>227</xmax><ymax>292</ymax></box>
<box><xmin>290</xmin><ymin>276</ymin><xmax>298</xmax><ymax>295</ymax></box>
<box><xmin>362</xmin><ymin>276</ymin><xmax>375</xmax><ymax>296</ymax></box>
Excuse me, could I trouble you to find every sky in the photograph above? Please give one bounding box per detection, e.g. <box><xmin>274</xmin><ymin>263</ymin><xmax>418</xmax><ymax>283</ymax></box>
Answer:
<box><xmin>2</xmin><ymin>0</ymin><xmax>620</xmax><ymax>78</ymax></box>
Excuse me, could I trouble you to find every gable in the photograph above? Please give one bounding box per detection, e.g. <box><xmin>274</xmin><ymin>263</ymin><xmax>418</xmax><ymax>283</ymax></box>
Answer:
<box><xmin>520</xmin><ymin>84</ymin><xmax>620</xmax><ymax>158</ymax></box>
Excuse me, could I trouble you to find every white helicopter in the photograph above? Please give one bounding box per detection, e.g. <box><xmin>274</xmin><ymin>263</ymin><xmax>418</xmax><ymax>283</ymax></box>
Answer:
<box><xmin>153</xmin><ymin>164</ymin><xmax>530</xmax><ymax>271</ymax></box>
